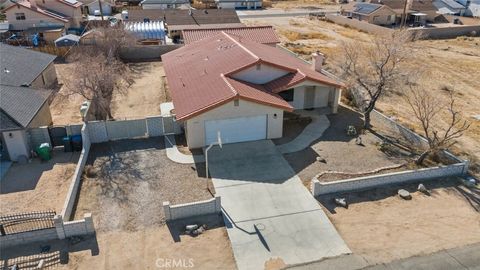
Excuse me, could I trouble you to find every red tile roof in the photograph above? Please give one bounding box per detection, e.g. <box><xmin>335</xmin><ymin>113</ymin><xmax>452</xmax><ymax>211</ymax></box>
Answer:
<box><xmin>163</xmin><ymin>32</ymin><xmax>344</xmax><ymax>121</ymax></box>
<box><xmin>182</xmin><ymin>26</ymin><xmax>280</xmax><ymax>45</ymax></box>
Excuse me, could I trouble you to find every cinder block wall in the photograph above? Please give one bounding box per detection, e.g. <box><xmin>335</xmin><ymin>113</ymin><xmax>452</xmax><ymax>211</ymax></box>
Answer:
<box><xmin>163</xmin><ymin>196</ymin><xmax>221</xmax><ymax>221</ymax></box>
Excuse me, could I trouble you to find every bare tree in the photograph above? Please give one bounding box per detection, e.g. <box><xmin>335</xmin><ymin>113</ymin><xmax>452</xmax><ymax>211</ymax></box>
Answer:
<box><xmin>405</xmin><ymin>86</ymin><xmax>470</xmax><ymax>165</ymax></box>
<box><xmin>341</xmin><ymin>30</ymin><xmax>415</xmax><ymax>129</ymax></box>
<box><xmin>65</xmin><ymin>52</ymin><xmax>131</xmax><ymax>120</ymax></box>
<box><xmin>82</xmin><ymin>25</ymin><xmax>136</xmax><ymax>60</ymax></box>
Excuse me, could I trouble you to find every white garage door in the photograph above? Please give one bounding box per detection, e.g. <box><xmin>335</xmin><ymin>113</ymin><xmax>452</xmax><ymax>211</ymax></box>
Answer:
<box><xmin>205</xmin><ymin>115</ymin><xmax>267</xmax><ymax>145</ymax></box>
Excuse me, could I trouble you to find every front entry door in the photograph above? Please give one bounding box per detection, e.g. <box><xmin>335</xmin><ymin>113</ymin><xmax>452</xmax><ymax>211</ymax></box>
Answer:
<box><xmin>304</xmin><ymin>86</ymin><xmax>316</xmax><ymax>109</ymax></box>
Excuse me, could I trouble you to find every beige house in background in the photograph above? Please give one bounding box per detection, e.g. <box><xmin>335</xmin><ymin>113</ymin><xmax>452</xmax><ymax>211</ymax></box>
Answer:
<box><xmin>3</xmin><ymin>0</ymin><xmax>83</xmax><ymax>36</ymax></box>
<box><xmin>342</xmin><ymin>2</ymin><xmax>397</xmax><ymax>26</ymax></box>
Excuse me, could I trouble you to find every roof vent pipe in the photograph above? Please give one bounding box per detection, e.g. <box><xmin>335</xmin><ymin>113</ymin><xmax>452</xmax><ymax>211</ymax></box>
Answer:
<box><xmin>311</xmin><ymin>51</ymin><xmax>324</xmax><ymax>72</ymax></box>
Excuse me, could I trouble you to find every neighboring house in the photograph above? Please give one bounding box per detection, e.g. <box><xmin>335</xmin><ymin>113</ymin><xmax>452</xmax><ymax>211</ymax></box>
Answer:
<box><xmin>3</xmin><ymin>0</ymin><xmax>84</xmax><ymax>39</ymax></box>
<box><xmin>215</xmin><ymin>0</ymin><xmax>262</xmax><ymax>10</ymax></box>
<box><xmin>458</xmin><ymin>0</ymin><xmax>480</xmax><ymax>17</ymax></box>
<box><xmin>342</xmin><ymin>2</ymin><xmax>397</xmax><ymax>25</ymax></box>
<box><xmin>124</xmin><ymin>9</ymin><xmax>244</xmax><ymax>40</ymax></box>
<box><xmin>163</xmin><ymin>32</ymin><xmax>343</xmax><ymax>149</ymax></box>
<box><xmin>182</xmin><ymin>26</ymin><xmax>279</xmax><ymax>46</ymax></box>
<box><xmin>140</xmin><ymin>0</ymin><xmax>191</xmax><ymax>9</ymax></box>
<box><xmin>369</xmin><ymin>0</ymin><xmax>439</xmax><ymax>22</ymax></box>
<box><xmin>0</xmin><ymin>44</ymin><xmax>57</xmax><ymax>88</ymax></box>
<box><xmin>433</xmin><ymin>0</ymin><xmax>466</xmax><ymax>15</ymax></box>
<box><xmin>0</xmin><ymin>85</ymin><xmax>52</xmax><ymax>161</ymax></box>
<box><xmin>81</xmin><ymin>0</ymin><xmax>114</xmax><ymax>16</ymax></box>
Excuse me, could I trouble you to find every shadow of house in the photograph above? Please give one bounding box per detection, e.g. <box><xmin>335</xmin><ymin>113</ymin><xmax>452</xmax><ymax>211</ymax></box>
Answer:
<box><xmin>0</xmin><ymin>150</ymin><xmax>78</xmax><ymax>194</ymax></box>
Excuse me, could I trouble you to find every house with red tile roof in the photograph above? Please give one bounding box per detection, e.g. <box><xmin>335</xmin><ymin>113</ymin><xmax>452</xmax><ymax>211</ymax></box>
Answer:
<box><xmin>182</xmin><ymin>26</ymin><xmax>280</xmax><ymax>46</ymax></box>
<box><xmin>163</xmin><ymin>32</ymin><xmax>343</xmax><ymax>148</ymax></box>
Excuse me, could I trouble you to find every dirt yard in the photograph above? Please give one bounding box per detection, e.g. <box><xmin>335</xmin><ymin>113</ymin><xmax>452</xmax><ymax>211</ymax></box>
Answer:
<box><xmin>50</xmin><ymin>63</ymin><xmax>85</xmax><ymax>125</ymax></box>
<box><xmin>111</xmin><ymin>61</ymin><xmax>169</xmax><ymax>119</ymax></box>
<box><xmin>0</xmin><ymin>150</ymin><xmax>79</xmax><ymax>215</ymax></box>
<box><xmin>67</xmin><ymin>138</ymin><xmax>235</xmax><ymax>269</ymax></box>
<box><xmin>319</xmin><ymin>178</ymin><xmax>480</xmax><ymax>264</ymax></box>
<box><xmin>243</xmin><ymin>16</ymin><xmax>480</xmax><ymax>172</ymax></box>
<box><xmin>283</xmin><ymin>106</ymin><xmax>410</xmax><ymax>186</ymax></box>
<box><xmin>59</xmin><ymin>215</ymin><xmax>236</xmax><ymax>270</ymax></box>
<box><xmin>51</xmin><ymin>61</ymin><xmax>168</xmax><ymax>123</ymax></box>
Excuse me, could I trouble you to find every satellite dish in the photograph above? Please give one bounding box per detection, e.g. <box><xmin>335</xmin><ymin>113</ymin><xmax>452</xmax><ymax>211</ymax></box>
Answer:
<box><xmin>217</xmin><ymin>131</ymin><xmax>222</xmax><ymax>148</ymax></box>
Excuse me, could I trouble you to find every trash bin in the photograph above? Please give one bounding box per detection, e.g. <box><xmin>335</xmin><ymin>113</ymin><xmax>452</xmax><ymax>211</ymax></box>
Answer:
<box><xmin>71</xmin><ymin>135</ymin><xmax>82</xmax><ymax>151</ymax></box>
<box><xmin>36</xmin><ymin>143</ymin><xmax>51</xmax><ymax>161</ymax></box>
<box><xmin>63</xmin><ymin>136</ymin><xmax>72</xmax><ymax>152</ymax></box>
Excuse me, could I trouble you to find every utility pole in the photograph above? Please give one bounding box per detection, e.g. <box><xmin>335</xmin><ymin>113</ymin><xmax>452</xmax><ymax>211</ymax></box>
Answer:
<box><xmin>98</xmin><ymin>0</ymin><xmax>104</xmax><ymax>21</ymax></box>
<box><xmin>401</xmin><ymin>0</ymin><xmax>408</xmax><ymax>28</ymax></box>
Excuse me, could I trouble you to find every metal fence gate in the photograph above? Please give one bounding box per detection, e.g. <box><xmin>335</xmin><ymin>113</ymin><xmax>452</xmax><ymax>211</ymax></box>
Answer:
<box><xmin>0</xmin><ymin>211</ymin><xmax>56</xmax><ymax>236</ymax></box>
<box><xmin>48</xmin><ymin>126</ymin><xmax>67</xmax><ymax>147</ymax></box>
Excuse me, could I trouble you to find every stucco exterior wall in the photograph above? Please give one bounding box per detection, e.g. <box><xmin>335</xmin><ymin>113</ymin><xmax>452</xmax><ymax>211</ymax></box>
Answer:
<box><xmin>86</xmin><ymin>2</ymin><xmax>113</xmax><ymax>15</ymax></box>
<box><xmin>28</xmin><ymin>102</ymin><xmax>53</xmax><ymax>128</ymax></box>
<box><xmin>231</xmin><ymin>64</ymin><xmax>288</xmax><ymax>84</ymax></box>
<box><xmin>368</xmin><ymin>7</ymin><xmax>396</xmax><ymax>25</ymax></box>
<box><xmin>37</xmin><ymin>0</ymin><xmax>83</xmax><ymax>27</ymax></box>
<box><xmin>185</xmin><ymin>99</ymin><xmax>283</xmax><ymax>149</ymax></box>
<box><xmin>143</xmin><ymin>3</ymin><xmax>191</xmax><ymax>9</ymax></box>
<box><xmin>5</xmin><ymin>5</ymin><xmax>68</xmax><ymax>31</ymax></box>
<box><xmin>31</xmin><ymin>63</ymin><xmax>58</xmax><ymax>88</ymax></box>
<box><xmin>2</xmin><ymin>130</ymin><xmax>30</xmax><ymax>161</ymax></box>
<box><xmin>287</xmin><ymin>81</ymin><xmax>337</xmax><ymax>110</ymax></box>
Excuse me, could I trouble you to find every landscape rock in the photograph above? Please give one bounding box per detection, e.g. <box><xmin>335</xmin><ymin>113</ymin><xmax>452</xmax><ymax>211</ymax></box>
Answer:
<box><xmin>417</xmin><ymin>183</ymin><xmax>430</xmax><ymax>195</ymax></box>
<box><xmin>316</xmin><ymin>157</ymin><xmax>327</xmax><ymax>163</ymax></box>
<box><xmin>398</xmin><ymin>189</ymin><xmax>412</xmax><ymax>200</ymax></box>
<box><xmin>334</xmin><ymin>197</ymin><xmax>348</xmax><ymax>208</ymax></box>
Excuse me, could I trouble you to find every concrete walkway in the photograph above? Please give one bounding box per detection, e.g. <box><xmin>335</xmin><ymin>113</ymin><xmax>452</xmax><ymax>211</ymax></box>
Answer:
<box><xmin>164</xmin><ymin>135</ymin><xmax>205</xmax><ymax>164</ymax></box>
<box><xmin>277</xmin><ymin>110</ymin><xmax>330</xmax><ymax>154</ymax></box>
<box><xmin>209</xmin><ymin>141</ymin><xmax>350</xmax><ymax>270</ymax></box>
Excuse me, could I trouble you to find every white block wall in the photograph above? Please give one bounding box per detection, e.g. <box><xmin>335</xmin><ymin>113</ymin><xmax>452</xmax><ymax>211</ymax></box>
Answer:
<box><xmin>311</xmin><ymin>163</ymin><xmax>467</xmax><ymax>196</ymax></box>
<box><xmin>163</xmin><ymin>196</ymin><xmax>221</xmax><ymax>221</ymax></box>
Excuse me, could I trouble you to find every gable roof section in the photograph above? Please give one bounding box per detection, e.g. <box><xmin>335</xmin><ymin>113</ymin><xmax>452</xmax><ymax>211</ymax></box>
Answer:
<box><xmin>0</xmin><ymin>44</ymin><xmax>56</xmax><ymax>87</ymax></box>
<box><xmin>4</xmin><ymin>1</ymin><xmax>70</xmax><ymax>22</ymax></box>
<box><xmin>126</xmin><ymin>9</ymin><xmax>241</xmax><ymax>25</ymax></box>
<box><xmin>182</xmin><ymin>26</ymin><xmax>280</xmax><ymax>45</ymax></box>
<box><xmin>0</xmin><ymin>85</ymin><xmax>51</xmax><ymax>130</ymax></box>
<box><xmin>163</xmin><ymin>32</ymin><xmax>343</xmax><ymax>121</ymax></box>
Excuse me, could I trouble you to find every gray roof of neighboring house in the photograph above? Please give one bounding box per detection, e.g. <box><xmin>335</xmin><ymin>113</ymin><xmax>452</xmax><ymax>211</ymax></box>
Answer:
<box><xmin>126</xmin><ymin>9</ymin><xmax>241</xmax><ymax>25</ymax></box>
<box><xmin>434</xmin><ymin>0</ymin><xmax>465</xmax><ymax>9</ymax></box>
<box><xmin>0</xmin><ymin>85</ymin><xmax>51</xmax><ymax>131</ymax></box>
<box><xmin>353</xmin><ymin>3</ymin><xmax>383</xmax><ymax>15</ymax></box>
<box><xmin>0</xmin><ymin>44</ymin><xmax>57</xmax><ymax>87</ymax></box>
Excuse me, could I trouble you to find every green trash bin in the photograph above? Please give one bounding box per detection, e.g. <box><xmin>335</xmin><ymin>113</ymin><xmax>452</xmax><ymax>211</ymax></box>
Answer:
<box><xmin>36</xmin><ymin>143</ymin><xmax>51</xmax><ymax>161</ymax></box>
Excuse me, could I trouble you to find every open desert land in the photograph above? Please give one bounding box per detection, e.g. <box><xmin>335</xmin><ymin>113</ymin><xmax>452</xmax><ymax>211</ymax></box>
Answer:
<box><xmin>244</xmin><ymin>16</ymin><xmax>480</xmax><ymax>174</ymax></box>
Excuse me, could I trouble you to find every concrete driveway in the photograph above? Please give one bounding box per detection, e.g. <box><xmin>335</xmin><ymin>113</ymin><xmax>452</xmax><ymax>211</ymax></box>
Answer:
<box><xmin>209</xmin><ymin>140</ymin><xmax>350</xmax><ymax>270</ymax></box>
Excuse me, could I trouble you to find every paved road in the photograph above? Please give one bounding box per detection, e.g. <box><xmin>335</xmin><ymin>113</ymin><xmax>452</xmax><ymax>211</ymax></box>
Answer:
<box><xmin>288</xmin><ymin>243</ymin><xmax>480</xmax><ymax>270</ymax></box>
<box><xmin>209</xmin><ymin>140</ymin><xmax>350</xmax><ymax>270</ymax></box>
<box><xmin>237</xmin><ymin>8</ymin><xmax>339</xmax><ymax>19</ymax></box>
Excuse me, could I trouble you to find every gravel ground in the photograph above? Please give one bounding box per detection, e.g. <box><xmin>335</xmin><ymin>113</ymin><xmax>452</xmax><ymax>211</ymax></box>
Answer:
<box><xmin>73</xmin><ymin>137</ymin><xmax>211</xmax><ymax>232</ymax></box>
<box><xmin>283</xmin><ymin>106</ymin><xmax>409</xmax><ymax>186</ymax></box>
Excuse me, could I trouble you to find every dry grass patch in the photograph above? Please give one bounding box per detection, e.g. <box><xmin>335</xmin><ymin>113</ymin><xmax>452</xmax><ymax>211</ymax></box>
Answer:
<box><xmin>280</xmin><ymin>29</ymin><xmax>332</xmax><ymax>41</ymax></box>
